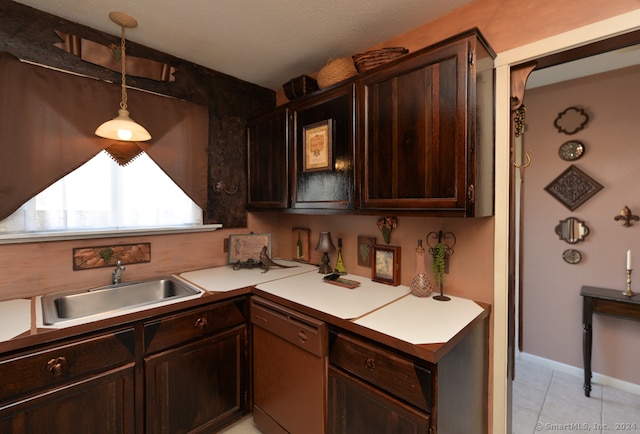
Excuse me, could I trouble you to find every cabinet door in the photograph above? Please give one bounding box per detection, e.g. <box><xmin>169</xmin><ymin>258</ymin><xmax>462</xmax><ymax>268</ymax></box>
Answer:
<box><xmin>360</xmin><ymin>39</ymin><xmax>470</xmax><ymax>213</ymax></box>
<box><xmin>0</xmin><ymin>365</ymin><xmax>135</xmax><ymax>434</ymax></box>
<box><xmin>328</xmin><ymin>366</ymin><xmax>430</xmax><ymax>434</ymax></box>
<box><xmin>292</xmin><ymin>83</ymin><xmax>356</xmax><ymax>210</ymax></box>
<box><xmin>247</xmin><ymin>108</ymin><xmax>289</xmax><ymax>208</ymax></box>
<box><xmin>145</xmin><ymin>325</ymin><xmax>248</xmax><ymax>434</ymax></box>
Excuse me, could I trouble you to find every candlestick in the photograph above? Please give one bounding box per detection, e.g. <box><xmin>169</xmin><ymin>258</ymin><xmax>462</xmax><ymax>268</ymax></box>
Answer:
<box><xmin>627</xmin><ymin>249</ymin><xmax>632</xmax><ymax>270</ymax></box>
<box><xmin>623</xmin><ymin>268</ymin><xmax>634</xmax><ymax>297</ymax></box>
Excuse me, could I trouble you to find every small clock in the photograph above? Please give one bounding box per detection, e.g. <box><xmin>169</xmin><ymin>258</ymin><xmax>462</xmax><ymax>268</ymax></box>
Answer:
<box><xmin>558</xmin><ymin>140</ymin><xmax>585</xmax><ymax>161</ymax></box>
<box><xmin>562</xmin><ymin>249</ymin><xmax>582</xmax><ymax>264</ymax></box>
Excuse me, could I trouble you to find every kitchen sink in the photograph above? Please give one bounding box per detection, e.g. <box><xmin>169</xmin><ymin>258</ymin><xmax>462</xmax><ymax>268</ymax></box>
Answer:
<box><xmin>41</xmin><ymin>276</ymin><xmax>202</xmax><ymax>325</ymax></box>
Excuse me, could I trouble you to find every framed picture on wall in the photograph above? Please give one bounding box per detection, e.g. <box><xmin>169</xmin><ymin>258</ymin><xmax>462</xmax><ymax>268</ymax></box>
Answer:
<box><xmin>357</xmin><ymin>235</ymin><xmax>376</xmax><ymax>268</ymax></box>
<box><xmin>372</xmin><ymin>245</ymin><xmax>401</xmax><ymax>286</ymax></box>
<box><xmin>291</xmin><ymin>227</ymin><xmax>310</xmax><ymax>262</ymax></box>
<box><xmin>303</xmin><ymin>119</ymin><xmax>333</xmax><ymax>172</ymax></box>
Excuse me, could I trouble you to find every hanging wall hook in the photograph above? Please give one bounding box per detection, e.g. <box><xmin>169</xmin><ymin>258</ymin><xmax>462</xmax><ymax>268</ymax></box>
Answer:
<box><xmin>214</xmin><ymin>180</ymin><xmax>239</xmax><ymax>195</ymax></box>
<box><xmin>513</xmin><ymin>149</ymin><xmax>532</xmax><ymax>169</ymax></box>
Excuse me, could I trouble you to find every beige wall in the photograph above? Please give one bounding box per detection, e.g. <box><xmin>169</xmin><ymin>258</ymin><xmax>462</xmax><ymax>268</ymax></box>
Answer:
<box><xmin>3</xmin><ymin>0</ymin><xmax>631</xmax><ymax>303</ymax></box>
<box><xmin>278</xmin><ymin>0</ymin><xmax>640</xmax><ymax>104</ymax></box>
<box><xmin>373</xmin><ymin>0</ymin><xmax>638</xmax><ymax>53</ymax></box>
<box><xmin>272</xmin><ymin>213</ymin><xmax>495</xmax><ymax>303</ymax></box>
<box><xmin>523</xmin><ymin>65</ymin><xmax>640</xmax><ymax>384</ymax></box>
<box><xmin>1</xmin><ymin>2</ymin><xmax>639</xmax><ymax>433</ymax></box>
<box><xmin>0</xmin><ymin>213</ymin><xmax>279</xmax><ymax>301</ymax></box>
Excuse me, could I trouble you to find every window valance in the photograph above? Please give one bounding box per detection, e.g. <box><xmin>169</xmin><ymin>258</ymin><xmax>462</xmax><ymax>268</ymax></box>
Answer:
<box><xmin>0</xmin><ymin>51</ymin><xmax>209</xmax><ymax>221</ymax></box>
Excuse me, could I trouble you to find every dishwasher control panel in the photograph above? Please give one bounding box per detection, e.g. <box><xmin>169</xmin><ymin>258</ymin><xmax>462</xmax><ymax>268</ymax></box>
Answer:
<box><xmin>250</xmin><ymin>296</ymin><xmax>326</xmax><ymax>357</ymax></box>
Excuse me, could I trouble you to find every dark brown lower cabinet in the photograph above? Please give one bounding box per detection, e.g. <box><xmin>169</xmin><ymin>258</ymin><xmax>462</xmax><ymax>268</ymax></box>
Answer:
<box><xmin>0</xmin><ymin>297</ymin><xmax>249</xmax><ymax>434</ymax></box>
<box><xmin>0</xmin><ymin>365</ymin><xmax>135</xmax><ymax>434</ymax></box>
<box><xmin>145</xmin><ymin>325</ymin><xmax>247</xmax><ymax>434</ymax></box>
<box><xmin>329</xmin><ymin>320</ymin><xmax>488</xmax><ymax>434</ymax></box>
<box><xmin>328</xmin><ymin>366</ymin><xmax>430</xmax><ymax>434</ymax></box>
<box><xmin>0</xmin><ymin>328</ymin><xmax>136</xmax><ymax>434</ymax></box>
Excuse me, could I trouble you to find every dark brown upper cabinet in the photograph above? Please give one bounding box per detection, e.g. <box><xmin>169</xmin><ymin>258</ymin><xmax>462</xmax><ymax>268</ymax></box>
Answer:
<box><xmin>291</xmin><ymin>83</ymin><xmax>356</xmax><ymax>210</ymax></box>
<box><xmin>247</xmin><ymin>108</ymin><xmax>290</xmax><ymax>209</ymax></box>
<box><xmin>246</xmin><ymin>29</ymin><xmax>494</xmax><ymax>217</ymax></box>
<box><xmin>359</xmin><ymin>30</ymin><xmax>495</xmax><ymax>217</ymax></box>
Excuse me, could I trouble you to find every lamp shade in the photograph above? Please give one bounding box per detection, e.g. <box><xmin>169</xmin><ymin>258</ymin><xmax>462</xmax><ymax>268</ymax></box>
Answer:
<box><xmin>95</xmin><ymin>109</ymin><xmax>151</xmax><ymax>142</ymax></box>
<box><xmin>315</xmin><ymin>231</ymin><xmax>336</xmax><ymax>253</ymax></box>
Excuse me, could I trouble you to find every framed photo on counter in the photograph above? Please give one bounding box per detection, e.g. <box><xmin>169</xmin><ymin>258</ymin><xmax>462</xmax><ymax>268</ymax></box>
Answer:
<box><xmin>372</xmin><ymin>245</ymin><xmax>401</xmax><ymax>286</ymax></box>
<box><xmin>228</xmin><ymin>233</ymin><xmax>271</xmax><ymax>263</ymax></box>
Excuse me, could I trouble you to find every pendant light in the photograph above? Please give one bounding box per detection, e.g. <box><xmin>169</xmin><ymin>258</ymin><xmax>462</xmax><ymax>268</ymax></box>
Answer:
<box><xmin>95</xmin><ymin>11</ymin><xmax>151</xmax><ymax>142</ymax></box>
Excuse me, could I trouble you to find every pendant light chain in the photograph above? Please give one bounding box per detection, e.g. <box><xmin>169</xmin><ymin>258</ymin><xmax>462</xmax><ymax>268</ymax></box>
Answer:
<box><xmin>120</xmin><ymin>25</ymin><xmax>128</xmax><ymax>111</ymax></box>
<box><xmin>95</xmin><ymin>11</ymin><xmax>151</xmax><ymax>142</ymax></box>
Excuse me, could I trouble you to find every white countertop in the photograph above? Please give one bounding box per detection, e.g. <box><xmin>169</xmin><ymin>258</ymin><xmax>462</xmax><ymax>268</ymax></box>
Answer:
<box><xmin>256</xmin><ymin>273</ymin><xmax>410</xmax><ymax>320</ymax></box>
<box><xmin>180</xmin><ymin>260</ymin><xmax>318</xmax><ymax>291</ymax></box>
<box><xmin>354</xmin><ymin>293</ymin><xmax>485</xmax><ymax>344</ymax></box>
<box><xmin>0</xmin><ymin>299</ymin><xmax>31</xmax><ymax>341</ymax></box>
<box><xmin>186</xmin><ymin>263</ymin><xmax>485</xmax><ymax>345</ymax></box>
<box><xmin>0</xmin><ymin>261</ymin><xmax>487</xmax><ymax>348</ymax></box>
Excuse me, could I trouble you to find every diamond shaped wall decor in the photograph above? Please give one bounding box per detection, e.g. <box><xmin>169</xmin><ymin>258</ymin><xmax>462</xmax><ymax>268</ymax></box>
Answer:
<box><xmin>544</xmin><ymin>165</ymin><xmax>603</xmax><ymax>211</ymax></box>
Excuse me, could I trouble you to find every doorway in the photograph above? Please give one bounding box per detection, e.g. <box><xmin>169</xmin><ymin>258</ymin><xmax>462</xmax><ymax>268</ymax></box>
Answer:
<box><xmin>492</xmin><ymin>10</ymin><xmax>640</xmax><ymax>434</ymax></box>
<box><xmin>511</xmin><ymin>36</ymin><xmax>640</xmax><ymax>433</ymax></box>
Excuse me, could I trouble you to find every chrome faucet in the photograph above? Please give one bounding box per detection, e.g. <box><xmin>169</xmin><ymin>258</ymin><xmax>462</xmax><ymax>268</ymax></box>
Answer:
<box><xmin>112</xmin><ymin>260</ymin><xmax>125</xmax><ymax>284</ymax></box>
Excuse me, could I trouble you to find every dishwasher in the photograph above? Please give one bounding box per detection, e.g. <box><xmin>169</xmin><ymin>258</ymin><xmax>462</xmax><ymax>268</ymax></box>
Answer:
<box><xmin>251</xmin><ymin>296</ymin><xmax>327</xmax><ymax>434</ymax></box>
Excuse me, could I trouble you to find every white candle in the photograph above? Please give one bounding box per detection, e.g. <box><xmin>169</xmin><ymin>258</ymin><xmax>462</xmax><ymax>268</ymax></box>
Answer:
<box><xmin>627</xmin><ymin>250</ymin><xmax>632</xmax><ymax>270</ymax></box>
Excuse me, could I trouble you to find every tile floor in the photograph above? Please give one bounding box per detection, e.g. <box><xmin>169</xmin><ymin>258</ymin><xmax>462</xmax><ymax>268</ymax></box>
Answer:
<box><xmin>219</xmin><ymin>415</ymin><xmax>261</xmax><ymax>434</ymax></box>
<box><xmin>221</xmin><ymin>357</ymin><xmax>640</xmax><ymax>434</ymax></box>
<box><xmin>513</xmin><ymin>358</ymin><xmax>640</xmax><ymax>434</ymax></box>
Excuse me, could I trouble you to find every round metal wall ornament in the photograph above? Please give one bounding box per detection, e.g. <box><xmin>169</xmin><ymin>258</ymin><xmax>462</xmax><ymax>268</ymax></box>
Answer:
<box><xmin>562</xmin><ymin>249</ymin><xmax>582</xmax><ymax>264</ymax></box>
<box><xmin>558</xmin><ymin>140</ymin><xmax>585</xmax><ymax>161</ymax></box>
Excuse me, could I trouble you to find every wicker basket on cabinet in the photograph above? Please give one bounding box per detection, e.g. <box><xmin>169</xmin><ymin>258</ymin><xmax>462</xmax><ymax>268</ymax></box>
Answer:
<box><xmin>353</xmin><ymin>47</ymin><xmax>409</xmax><ymax>73</ymax></box>
<box><xmin>317</xmin><ymin>57</ymin><xmax>357</xmax><ymax>89</ymax></box>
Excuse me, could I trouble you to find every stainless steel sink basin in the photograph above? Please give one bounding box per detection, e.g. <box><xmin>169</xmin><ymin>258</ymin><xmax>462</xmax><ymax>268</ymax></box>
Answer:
<box><xmin>41</xmin><ymin>276</ymin><xmax>202</xmax><ymax>325</ymax></box>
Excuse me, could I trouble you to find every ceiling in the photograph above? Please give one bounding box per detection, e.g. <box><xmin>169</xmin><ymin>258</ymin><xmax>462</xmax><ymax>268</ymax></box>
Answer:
<box><xmin>13</xmin><ymin>0</ymin><xmax>473</xmax><ymax>90</ymax></box>
<box><xmin>526</xmin><ymin>43</ymin><xmax>640</xmax><ymax>89</ymax></box>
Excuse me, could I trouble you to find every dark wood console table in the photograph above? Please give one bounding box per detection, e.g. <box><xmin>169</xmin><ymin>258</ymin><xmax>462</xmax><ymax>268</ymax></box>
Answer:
<box><xmin>581</xmin><ymin>285</ymin><xmax>640</xmax><ymax>397</ymax></box>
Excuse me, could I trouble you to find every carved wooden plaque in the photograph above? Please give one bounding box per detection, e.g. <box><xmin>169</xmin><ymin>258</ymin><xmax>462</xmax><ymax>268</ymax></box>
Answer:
<box><xmin>73</xmin><ymin>243</ymin><xmax>151</xmax><ymax>270</ymax></box>
<box><xmin>544</xmin><ymin>165</ymin><xmax>603</xmax><ymax>211</ymax></box>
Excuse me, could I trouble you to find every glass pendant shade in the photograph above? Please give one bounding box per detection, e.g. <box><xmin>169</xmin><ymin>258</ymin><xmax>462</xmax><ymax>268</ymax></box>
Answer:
<box><xmin>96</xmin><ymin>12</ymin><xmax>151</xmax><ymax>142</ymax></box>
<box><xmin>95</xmin><ymin>109</ymin><xmax>151</xmax><ymax>141</ymax></box>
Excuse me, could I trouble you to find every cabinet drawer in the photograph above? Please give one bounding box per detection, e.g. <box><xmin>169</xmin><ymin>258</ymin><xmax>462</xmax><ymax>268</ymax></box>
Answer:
<box><xmin>329</xmin><ymin>331</ymin><xmax>433</xmax><ymax>412</ymax></box>
<box><xmin>144</xmin><ymin>297</ymin><xmax>247</xmax><ymax>354</ymax></box>
<box><xmin>0</xmin><ymin>328</ymin><xmax>135</xmax><ymax>403</ymax></box>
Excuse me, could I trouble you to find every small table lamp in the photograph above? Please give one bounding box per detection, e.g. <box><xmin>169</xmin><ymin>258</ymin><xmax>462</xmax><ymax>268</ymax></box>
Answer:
<box><xmin>316</xmin><ymin>231</ymin><xmax>336</xmax><ymax>274</ymax></box>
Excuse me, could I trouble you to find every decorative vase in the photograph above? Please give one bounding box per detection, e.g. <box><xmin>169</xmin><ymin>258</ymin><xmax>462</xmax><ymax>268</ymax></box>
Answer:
<box><xmin>410</xmin><ymin>240</ymin><xmax>434</xmax><ymax>297</ymax></box>
<box><xmin>334</xmin><ymin>238</ymin><xmax>347</xmax><ymax>275</ymax></box>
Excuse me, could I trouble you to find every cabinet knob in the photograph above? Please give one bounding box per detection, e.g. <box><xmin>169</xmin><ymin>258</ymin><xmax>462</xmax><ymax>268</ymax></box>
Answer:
<box><xmin>45</xmin><ymin>356</ymin><xmax>67</xmax><ymax>376</ymax></box>
<box><xmin>298</xmin><ymin>330</ymin><xmax>308</xmax><ymax>344</ymax></box>
<box><xmin>364</xmin><ymin>357</ymin><xmax>376</xmax><ymax>371</ymax></box>
<box><xmin>194</xmin><ymin>317</ymin><xmax>208</xmax><ymax>330</ymax></box>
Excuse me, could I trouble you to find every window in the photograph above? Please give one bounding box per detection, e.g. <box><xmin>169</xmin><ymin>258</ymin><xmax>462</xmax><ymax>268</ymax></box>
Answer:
<box><xmin>0</xmin><ymin>151</ymin><xmax>202</xmax><ymax>235</ymax></box>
